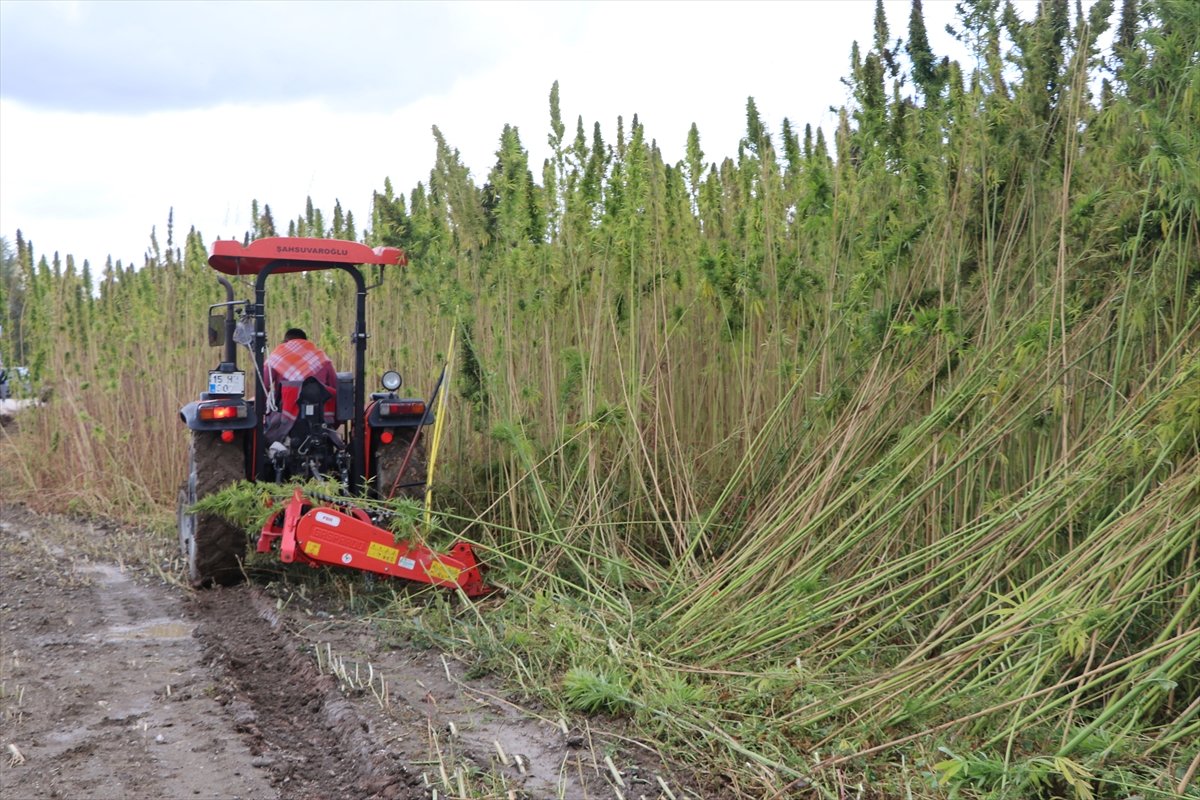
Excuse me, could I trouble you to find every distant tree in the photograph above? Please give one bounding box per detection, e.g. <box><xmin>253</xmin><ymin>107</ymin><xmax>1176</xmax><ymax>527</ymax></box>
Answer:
<box><xmin>542</xmin><ymin>156</ymin><xmax>558</xmax><ymax>240</ymax></box>
<box><xmin>483</xmin><ymin>124</ymin><xmax>541</xmax><ymax>248</ymax></box>
<box><xmin>888</xmin><ymin>79</ymin><xmax>910</xmax><ymax>164</ymax></box>
<box><xmin>697</xmin><ymin>164</ymin><xmax>722</xmax><ymax>237</ymax></box>
<box><xmin>580</xmin><ymin>121</ymin><xmax>607</xmax><ymax>220</ymax></box>
<box><xmin>874</xmin><ymin>0</ymin><xmax>889</xmax><ymax>55</ymax></box>
<box><xmin>183</xmin><ymin>226</ymin><xmax>206</xmax><ymax>271</ymax></box>
<box><xmin>684</xmin><ymin>122</ymin><xmax>706</xmax><ymax>207</ymax></box>
<box><xmin>433</xmin><ymin>125</ymin><xmax>487</xmax><ymax>252</ymax></box>
<box><xmin>0</xmin><ymin>237</ymin><xmax>22</xmax><ymax>363</ymax></box>
<box><xmin>546</xmin><ymin>81</ymin><xmax>567</xmax><ymax>234</ymax></box>
<box><xmin>259</xmin><ymin>204</ymin><xmax>277</xmax><ymax>237</ymax></box>
<box><xmin>1113</xmin><ymin>0</ymin><xmax>1145</xmax><ymax>79</ymax></box>
<box><xmin>908</xmin><ymin>0</ymin><xmax>945</xmax><ymax>101</ymax></box>
<box><xmin>743</xmin><ymin>97</ymin><xmax>771</xmax><ymax>157</ymax></box>
<box><xmin>147</xmin><ymin>226</ymin><xmax>161</xmax><ymax>265</ymax></box>
<box><xmin>371</xmin><ymin>178</ymin><xmax>410</xmax><ymax>249</ymax></box>
<box><xmin>992</xmin><ymin>0</ymin><xmax>1065</xmax><ymax>125</ymax></box>
<box><xmin>1115</xmin><ymin>0</ymin><xmax>1138</xmax><ymax>50</ymax></box>
<box><xmin>570</xmin><ymin>115</ymin><xmax>588</xmax><ymax>177</ymax></box>
<box><xmin>605</xmin><ymin>118</ymin><xmax>627</xmax><ymax>221</ymax></box>
<box><xmin>548</xmin><ymin>80</ymin><xmax>566</xmax><ymax>154</ymax></box>
<box><xmin>781</xmin><ymin>117</ymin><xmax>803</xmax><ymax>195</ymax></box>
<box><xmin>873</xmin><ymin>0</ymin><xmax>900</xmax><ymax>76</ymax></box>
<box><xmin>332</xmin><ymin>200</ymin><xmax>346</xmax><ymax>239</ymax></box>
<box><xmin>853</xmin><ymin>53</ymin><xmax>887</xmax><ymax>149</ymax></box>
<box><xmin>406</xmin><ymin>181</ymin><xmax>445</xmax><ymax>262</ymax></box>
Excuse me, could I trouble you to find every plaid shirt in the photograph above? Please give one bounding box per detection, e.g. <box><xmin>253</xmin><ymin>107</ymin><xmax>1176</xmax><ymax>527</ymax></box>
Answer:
<box><xmin>262</xmin><ymin>339</ymin><xmax>338</xmax><ymax>442</ymax></box>
<box><xmin>266</xmin><ymin>338</ymin><xmax>337</xmax><ymax>404</ymax></box>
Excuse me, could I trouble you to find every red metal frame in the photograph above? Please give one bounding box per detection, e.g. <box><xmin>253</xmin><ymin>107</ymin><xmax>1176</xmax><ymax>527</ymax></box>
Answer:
<box><xmin>208</xmin><ymin>237</ymin><xmax>406</xmax><ymax>275</ymax></box>
<box><xmin>258</xmin><ymin>489</ymin><xmax>490</xmax><ymax>597</ymax></box>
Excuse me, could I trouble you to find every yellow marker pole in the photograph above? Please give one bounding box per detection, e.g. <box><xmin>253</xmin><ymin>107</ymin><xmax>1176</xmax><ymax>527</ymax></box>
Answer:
<box><xmin>424</xmin><ymin>322</ymin><xmax>456</xmax><ymax>530</ymax></box>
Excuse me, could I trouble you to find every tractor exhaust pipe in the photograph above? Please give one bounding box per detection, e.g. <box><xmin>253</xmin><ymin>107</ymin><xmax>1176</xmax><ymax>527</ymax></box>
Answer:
<box><xmin>216</xmin><ymin>275</ymin><xmax>237</xmax><ymax>366</ymax></box>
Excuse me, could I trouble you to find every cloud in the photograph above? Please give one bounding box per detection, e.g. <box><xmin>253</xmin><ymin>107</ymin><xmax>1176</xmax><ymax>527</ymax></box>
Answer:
<box><xmin>0</xmin><ymin>0</ymin><xmax>514</xmax><ymax>113</ymax></box>
<box><xmin>0</xmin><ymin>95</ymin><xmax>448</xmax><ymax>264</ymax></box>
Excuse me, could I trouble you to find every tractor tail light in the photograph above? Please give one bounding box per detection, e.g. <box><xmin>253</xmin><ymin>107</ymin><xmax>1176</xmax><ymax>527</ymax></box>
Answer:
<box><xmin>379</xmin><ymin>430</ymin><xmax>394</xmax><ymax>445</ymax></box>
<box><xmin>379</xmin><ymin>401</ymin><xmax>425</xmax><ymax>417</ymax></box>
<box><xmin>198</xmin><ymin>403</ymin><xmax>246</xmax><ymax>421</ymax></box>
<box><xmin>220</xmin><ymin>430</ymin><xmax>235</xmax><ymax>443</ymax></box>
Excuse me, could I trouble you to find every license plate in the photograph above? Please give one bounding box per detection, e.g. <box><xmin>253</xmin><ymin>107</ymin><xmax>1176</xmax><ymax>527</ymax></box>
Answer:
<box><xmin>208</xmin><ymin>370</ymin><xmax>245</xmax><ymax>395</ymax></box>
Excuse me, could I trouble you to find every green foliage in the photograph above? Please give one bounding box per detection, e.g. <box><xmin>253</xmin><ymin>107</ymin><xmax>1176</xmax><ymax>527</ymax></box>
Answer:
<box><xmin>907</xmin><ymin>0</ymin><xmax>945</xmax><ymax>101</ymax></box>
<box><xmin>935</xmin><ymin>750</ymin><xmax>1098</xmax><ymax>800</ymax></box>
<box><xmin>561</xmin><ymin>666</ymin><xmax>632</xmax><ymax>716</ymax></box>
<box><xmin>190</xmin><ymin>478</ymin><xmax>344</xmax><ymax>532</ymax></box>
<box><xmin>382</xmin><ymin>497</ymin><xmax>424</xmax><ymax>536</ymax></box>
<box><xmin>3</xmin><ymin>4</ymin><xmax>1199</xmax><ymax>798</ymax></box>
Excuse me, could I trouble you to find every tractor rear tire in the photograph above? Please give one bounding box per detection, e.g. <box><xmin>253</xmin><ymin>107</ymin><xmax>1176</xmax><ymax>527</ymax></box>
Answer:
<box><xmin>179</xmin><ymin>430</ymin><xmax>246</xmax><ymax>588</ymax></box>
<box><xmin>374</xmin><ymin>428</ymin><xmax>428</xmax><ymax>501</ymax></box>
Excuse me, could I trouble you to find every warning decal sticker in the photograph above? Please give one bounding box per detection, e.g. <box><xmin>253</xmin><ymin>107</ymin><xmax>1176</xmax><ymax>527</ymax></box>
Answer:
<box><xmin>303</xmin><ymin>541</ymin><xmax>321</xmax><ymax>557</ymax></box>
<box><xmin>427</xmin><ymin>560</ymin><xmax>461</xmax><ymax>583</ymax></box>
<box><xmin>367</xmin><ymin>541</ymin><xmax>400</xmax><ymax>564</ymax></box>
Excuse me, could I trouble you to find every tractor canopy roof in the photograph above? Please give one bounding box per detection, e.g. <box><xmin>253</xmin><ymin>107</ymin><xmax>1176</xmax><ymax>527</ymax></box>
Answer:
<box><xmin>208</xmin><ymin>237</ymin><xmax>406</xmax><ymax>275</ymax></box>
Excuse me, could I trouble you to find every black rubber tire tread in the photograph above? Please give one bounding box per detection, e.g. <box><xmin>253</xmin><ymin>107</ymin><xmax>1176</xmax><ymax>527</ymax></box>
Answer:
<box><xmin>374</xmin><ymin>428</ymin><xmax>428</xmax><ymax>501</ymax></box>
<box><xmin>188</xmin><ymin>430</ymin><xmax>247</xmax><ymax>587</ymax></box>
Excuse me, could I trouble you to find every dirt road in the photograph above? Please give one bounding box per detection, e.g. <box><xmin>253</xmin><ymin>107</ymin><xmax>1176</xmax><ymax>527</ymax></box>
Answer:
<box><xmin>1</xmin><ymin>505</ymin><xmax>700</xmax><ymax>800</ymax></box>
<box><xmin>1</xmin><ymin>506</ymin><xmax>279</xmax><ymax>799</ymax></box>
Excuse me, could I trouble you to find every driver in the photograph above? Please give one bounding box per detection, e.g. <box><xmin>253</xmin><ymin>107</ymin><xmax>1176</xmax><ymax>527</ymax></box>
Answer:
<box><xmin>264</xmin><ymin>328</ymin><xmax>338</xmax><ymax>443</ymax></box>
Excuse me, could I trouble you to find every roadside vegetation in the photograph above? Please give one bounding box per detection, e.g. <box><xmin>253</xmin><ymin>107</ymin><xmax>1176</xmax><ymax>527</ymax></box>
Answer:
<box><xmin>2</xmin><ymin>0</ymin><xmax>1196</xmax><ymax>797</ymax></box>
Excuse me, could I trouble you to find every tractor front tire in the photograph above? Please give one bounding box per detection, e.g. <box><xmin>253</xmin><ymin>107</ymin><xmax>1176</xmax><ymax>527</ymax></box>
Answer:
<box><xmin>374</xmin><ymin>428</ymin><xmax>428</xmax><ymax>501</ymax></box>
<box><xmin>179</xmin><ymin>430</ymin><xmax>246</xmax><ymax>588</ymax></box>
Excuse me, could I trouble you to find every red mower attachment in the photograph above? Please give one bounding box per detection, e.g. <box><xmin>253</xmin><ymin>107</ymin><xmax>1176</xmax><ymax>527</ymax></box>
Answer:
<box><xmin>258</xmin><ymin>489</ymin><xmax>491</xmax><ymax>597</ymax></box>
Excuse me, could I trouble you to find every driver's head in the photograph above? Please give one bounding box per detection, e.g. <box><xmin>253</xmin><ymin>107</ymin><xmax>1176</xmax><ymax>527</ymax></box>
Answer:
<box><xmin>284</xmin><ymin>328</ymin><xmax>307</xmax><ymax>341</ymax></box>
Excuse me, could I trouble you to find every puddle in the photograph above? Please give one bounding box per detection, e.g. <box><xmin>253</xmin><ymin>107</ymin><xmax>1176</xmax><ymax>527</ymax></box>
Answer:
<box><xmin>75</xmin><ymin>562</ymin><xmax>125</xmax><ymax>583</ymax></box>
<box><xmin>105</xmin><ymin>619</ymin><xmax>195</xmax><ymax>641</ymax></box>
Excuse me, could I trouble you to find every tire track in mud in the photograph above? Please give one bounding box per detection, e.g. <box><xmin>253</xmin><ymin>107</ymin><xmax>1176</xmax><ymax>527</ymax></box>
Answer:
<box><xmin>188</xmin><ymin>587</ymin><xmax>424</xmax><ymax>800</ymax></box>
<box><xmin>190</xmin><ymin>585</ymin><xmax>698</xmax><ymax>800</ymax></box>
<box><xmin>0</xmin><ymin>509</ymin><xmax>277</xmax><ymax>800</ymax></box>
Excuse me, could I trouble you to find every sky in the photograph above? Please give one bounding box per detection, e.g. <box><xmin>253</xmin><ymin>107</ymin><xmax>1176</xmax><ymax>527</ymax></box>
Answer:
<box><xmin>0</xmin><ymin>0</ymin><xmax>1042</xmax><ymax>270</ymax></box>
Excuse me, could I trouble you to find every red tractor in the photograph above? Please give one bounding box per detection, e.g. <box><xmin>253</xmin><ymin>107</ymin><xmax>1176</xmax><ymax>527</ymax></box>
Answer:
<box><xmin>177</xmin><ymin>237</ymin><xmax>488</xmax><ymax>595</ymax></box>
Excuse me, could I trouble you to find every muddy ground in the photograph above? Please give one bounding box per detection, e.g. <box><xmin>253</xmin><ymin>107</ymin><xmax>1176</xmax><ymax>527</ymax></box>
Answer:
<box><xmin>0</xmin><ymin>504</ymin><xmax>710</xmax><ymax>799</ymax></box>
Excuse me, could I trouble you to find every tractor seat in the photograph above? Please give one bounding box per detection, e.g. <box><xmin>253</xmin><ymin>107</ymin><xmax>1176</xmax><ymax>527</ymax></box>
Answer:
<box><xmin>296</xmin><ymin>376</ymin><xmax>331</xmax><ymax>419</ymax></box>
<box><xmin>264</xmin><ymin>377</ymin><xmax>338</xmax><ymax>447</ymax></box>
<box><xmin>277</xmin><ymin>377</ymin><xmax>337</xmax><ymax>424</ymax></box>
<box><xmin>284</xmin><ymin>377</ymin><xmax>346</xmax><ymax>454</ymax></box>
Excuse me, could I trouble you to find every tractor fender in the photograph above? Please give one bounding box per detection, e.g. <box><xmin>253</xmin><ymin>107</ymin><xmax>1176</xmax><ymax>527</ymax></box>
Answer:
<box><xmin>179</xmin><ymin>399</ymin><xmax>258</xmax><ymax>432</ymax></box>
